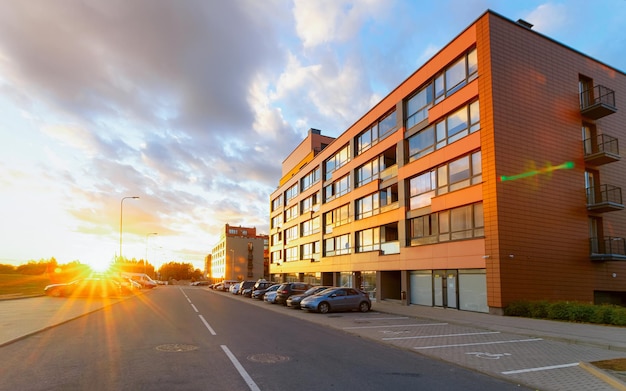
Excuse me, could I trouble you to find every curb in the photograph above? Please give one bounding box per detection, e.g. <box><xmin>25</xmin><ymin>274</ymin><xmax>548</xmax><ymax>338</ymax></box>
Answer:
<box><xmin>579</xmin><ymin>362</ymin><xmax>626</xmax><ymax>391</ymax></box>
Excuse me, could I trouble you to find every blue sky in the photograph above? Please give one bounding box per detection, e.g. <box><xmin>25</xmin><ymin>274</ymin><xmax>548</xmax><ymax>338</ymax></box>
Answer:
<box><xmin>0</xmin><ymin>0</ymin><xmax>624</xmax><ymax>271</ymax></box>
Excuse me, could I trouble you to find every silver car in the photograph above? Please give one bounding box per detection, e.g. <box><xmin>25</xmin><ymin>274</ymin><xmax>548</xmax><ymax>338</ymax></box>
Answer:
<box><xmin>300</xmin><ymin>287</ymin><xmax>371</xmax><ymax>314</ymax></box>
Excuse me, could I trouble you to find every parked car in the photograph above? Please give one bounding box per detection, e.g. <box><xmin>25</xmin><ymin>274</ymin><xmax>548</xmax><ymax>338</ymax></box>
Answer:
<box><xmin>286</xmin><ymin>286</ymin><xmax>332</xmax><ymax>309</ymax></box>
<box><xmin>254</xmin><ymin>283</ymin><xmax>279</xmax><ymax>300</ymax></box>
<box><xmin>44</xmin><ymin>278</ymin><xmax>125</xmax><ymax>298</ymax></box>
<box><xmin>229</xmin><ymin>282</ymin><xmax>241</xmax><ymax>294</ymax></box>
<box><xmin>300</xmin><ymin>287</ymin><xmax>371</xmax><ymax>314</ymax></box>
<box><xmin>263</xmin><ymin>288</ymin><xmax>279</xmax><ymax>304</ymax></box>
<box><xmin>212</xmin><ymin>283</ymin><xmax>223</xmax><ymax>291</ymax></box>
<box><xmin>275</xmin><ymin>282</ymin><xmax>312</xmax><ymax>305</ymax></box>
<box><xmin>191</xmin><ymin>281</ymin><xmax>210</xmax><ymax>286</ymax></box>
<box><xmin>112</xmin><ymin>277</ymin><xmax>142</xmax><ymax>294</ymax></box>
<box><xmin>221</xmin><ymin>280</ymin><xmax>238</xmax><ymax>292</ymax></box>
<box><xmin>237</xmin><ymin>280</ymin><xmax>257</xmax><ymax>296</ymax></box>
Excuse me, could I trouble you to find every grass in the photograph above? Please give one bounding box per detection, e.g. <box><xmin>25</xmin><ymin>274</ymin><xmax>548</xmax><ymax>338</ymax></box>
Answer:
<box><xmin>0</xmin><ymin>274</ymin><xmax>51</xmax><ymax>297</ymax></box>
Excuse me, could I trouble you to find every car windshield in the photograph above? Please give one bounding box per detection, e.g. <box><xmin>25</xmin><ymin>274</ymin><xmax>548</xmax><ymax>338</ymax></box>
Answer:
<box><xmin>315</xmin><ymin>288</ymin><xmax>336</xmax><ymax>296</ymax></box>
<box><xmin>302</xmin><ymin>287</ymin><xmax>321</xmax><ymax>295</ymax></box>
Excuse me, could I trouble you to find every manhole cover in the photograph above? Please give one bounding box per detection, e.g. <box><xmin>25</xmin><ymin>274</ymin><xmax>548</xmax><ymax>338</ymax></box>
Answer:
<box><xmin>247</xmin><ymin>353</ymin><xmax>291</xmax><ymax>363</ymax></box>
<box><xmin>156</xmin><ymin>344</ymin><xmax>199</xmax><ymax>352</ymax></box>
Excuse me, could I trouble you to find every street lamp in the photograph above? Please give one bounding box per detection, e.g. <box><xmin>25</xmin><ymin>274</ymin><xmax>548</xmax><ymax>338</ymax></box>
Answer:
<box><xmin>230</xmin><ymin>249</ymin><xmax>235</xmax><ymax>280</ymax></box>
<box><xmin>119</xmin><ymin>196</ymin><xmax>140</xmax><ymax>261</ymax></box>
<box><xmin>145</xmin><ymin>232</ymin><xmax>158</xmax><ymax>274</ymax></box>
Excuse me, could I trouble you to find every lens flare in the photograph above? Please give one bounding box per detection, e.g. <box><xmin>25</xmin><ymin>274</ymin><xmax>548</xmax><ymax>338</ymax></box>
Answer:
<box><xmin>500</xmin><ymin>161</ymin><xmax>574</xmax><ymax>182</ymax></box>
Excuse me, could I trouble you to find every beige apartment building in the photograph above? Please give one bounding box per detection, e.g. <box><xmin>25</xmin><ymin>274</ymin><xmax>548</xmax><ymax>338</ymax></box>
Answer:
<box><xmin>209</xmin><ymin>224</ymin><xmax>269</xmax><ymax>283</ymax></box>
<box><xmin>268</xmin><ymin>10</ymin><xmax>625</xmax><ymax>314</ymax></box>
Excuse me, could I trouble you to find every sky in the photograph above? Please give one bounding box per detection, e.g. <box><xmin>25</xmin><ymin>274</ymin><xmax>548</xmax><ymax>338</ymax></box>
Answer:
<box><xmin>1</xmin><ymin>0</ymin><xmax>625</xmax><ymax>272</ymax></box>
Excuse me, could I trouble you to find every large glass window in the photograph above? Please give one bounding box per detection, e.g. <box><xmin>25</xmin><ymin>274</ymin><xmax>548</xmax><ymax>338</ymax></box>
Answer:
<box><xmin>324</xmin><ymin>174</ymin><xmax>350</xmax><ymax>202</ymax></box>
<box><xmin>301</xmin><ymin>217</ymin><xmax>320</xmax><ymax>237</ymax></box>
<box><xmin>409</xmin><ymin>202</ymin><xmax>484</xmax><ymax>245</ymax></box>
<box><xmin>301</xmin><ymin>241</ymin><xmax>320</xmax><ymax>261</ymax></box>
<box><xmin>300</xmin><ymin>192</ymin><xmax>319</xmax><ymax>213</ymax></box>
<box><xmin>271</xmin><ymin>195</ymin><xmax>283</xmax><ymax>212</ymax></box>
<box><xmin>356</xmin><ymin>185</ymin><xmax>398</xmax><ymax>219</ymax></box>
<box><xmin>409</xmin><ymin>171</ymin><xmax>436</xmax><ymax>209</ymax></box>
<box><xmin>284</xmin><ymin>226</ymin><xmax>298</xmax><ymax>244</ymax></box>
<box><xmin>301</xmin><ymin>167</ymin><xmax>321</xmax><ymax>191</ymax></box>
<box><xmin>357</xmin><ymin>227</ymin><xmax>381</xmax><ymax>253</ymax></box>
<box><xmin>285</xmin><ymin>247</ymin><xmax>298</xmax><ymax>262</ymax></box>
<box><xmin>356</xmin><ymin>156</ymin><xmax>383</xmax><ymax>187</ymax></box>
<box><xmin>324</xmin><ymin>234</ymin><xmax>351</xmax><ymax>256</ymax></box>
<box><xmin>271</xmin><ymin>214</ymin><xmax>283</xmax><ymax>229</ymax></box>
<box><xmin>285</xmin><ymin>204</ymin><xmax>298</xmax><ymax>222</ymax></box>
<box><xmin>325</xmin><ymin>144</ymin><xmax>350</xmax><ymax>180</ymax></box>
<box><xmin>408</xmin><ymin>125</ymin><xmax>435</xmax><ymax>161</ymax></box>
<box><xmin>406</xmin><ymin>82</ymin><xmax>434</xmax><ymax>129</ymax></box>
<box><xmin>285</xmin><ymin>183</ymin><xmax>298</xmax><ymax>204</ymax></box>
<box><xmin>324</xmin><ymin>204</ymin><xmax>350</xmax><ymax>234</ymax></box>
<box><xmin>356</xmin><ymin>111</ymin><xmax>397</xmax><ymax>155</ymax></box>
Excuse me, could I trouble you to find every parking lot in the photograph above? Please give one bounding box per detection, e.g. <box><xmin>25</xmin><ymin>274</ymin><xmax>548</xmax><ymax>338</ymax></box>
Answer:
<box><xmin>215</xmin><ymin>288</ymin><xmax>626</xmax><ymax>391</ymax></box>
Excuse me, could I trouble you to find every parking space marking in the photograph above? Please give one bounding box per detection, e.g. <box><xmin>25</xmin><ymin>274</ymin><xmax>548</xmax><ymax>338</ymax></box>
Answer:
<box><xmin>501</xmin><ymin>362</ymin><xmax>579</xmax><ymax>375</ymax></box>
<box><xmin>384</xmin><ymin>331</ymin><xmax>500</xmax><ymax>341</ymax></box>
<box><xmin>414</xmin><ymin>337</ymin><xmax>543</xmax><ymax>350</ymax></box>
<box><xmin>344</xmin><ymin>322</ymin><xmax>447</xmax><ymax>330</ymax></box>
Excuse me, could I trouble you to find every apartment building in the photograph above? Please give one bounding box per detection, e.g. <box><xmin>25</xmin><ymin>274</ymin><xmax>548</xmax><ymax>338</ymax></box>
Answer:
<box><xmin>209</xmin><ymin>224</ymin><xmax>269</xmax><ymax>283</ymax></box>
<box><xmin>268</xmin><ymin>10</ymin><xmax>625</xmax><ymax>314</ymax></box>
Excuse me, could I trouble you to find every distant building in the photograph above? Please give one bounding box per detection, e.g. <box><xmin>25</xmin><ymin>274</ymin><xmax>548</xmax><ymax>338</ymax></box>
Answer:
<box><xmin>269</xmin><ymin>10</ymin><xmax>626</xmax><ymax>314</ymax></box>
<box><xmin>209</xmin><ymin>224</ymin><xmax>269</xmax><ymax>282</ymax></box>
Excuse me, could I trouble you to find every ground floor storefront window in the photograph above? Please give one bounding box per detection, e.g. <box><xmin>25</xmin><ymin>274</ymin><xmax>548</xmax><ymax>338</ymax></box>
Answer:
<box><xmin>409</xmin><ymin>268</ymin><xmax>487</xmax><ymax>313</ymax></box>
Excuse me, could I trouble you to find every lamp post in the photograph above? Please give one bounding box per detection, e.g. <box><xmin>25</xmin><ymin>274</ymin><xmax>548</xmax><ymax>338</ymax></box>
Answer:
<box><xmin>145</xmin><ymin>232</ymin><xmax>158</xmax><ymax>274</ymax></box>
<box><xmin>119</xmin><ymin>196</ymin><xmax>139</xmax><ymax>261</ymax></box>
<box><xmin>230</xmin><ymin>249</ymin><xmax>235</xmax><ymax>280</ymax></box>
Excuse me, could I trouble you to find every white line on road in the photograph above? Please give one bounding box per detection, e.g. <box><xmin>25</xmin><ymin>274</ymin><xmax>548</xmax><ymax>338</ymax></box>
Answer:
<box><xmin>353</xmin><ymin>317</ymin><xmax>410</xmax><ymax>321</ymax></box>
<box><xmin>199</xmin><ymin>315</ymin><xmax>217</xmax><ymax>335</ymax></box>
<box><xmin>221</xmin><ymin>345</ymin><xmax>261</xmax><ymax>391</ymax></box>
<box><xmin>414</xmin><ymin>338</ymin><xmax>543</xmax><ymax>350</ymax></box>
<box><xmin>502</xmin><ymin>362</ymin><xmax>579</xmax><ymax>375</ymax></box>
<box><xmin>383</xmin><ymin>331</ymin><xmax>500</xmax><ymax>341</ymax></box>
<box><xmin>344</xmin><ymin>322</ymin><xmax>448</xmax><ymax>330</ymax></box>
<box><xmin>191</xmin><ymin>304</ymin><xmax>199</xmax><ymax>312</ymax></box>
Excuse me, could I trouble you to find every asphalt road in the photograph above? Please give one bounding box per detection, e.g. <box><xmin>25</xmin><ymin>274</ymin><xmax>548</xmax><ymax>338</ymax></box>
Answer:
<box><xmin>0</xmin><ymin>286</ymin><xmax>530</xmax><ymax>391</ymax></box>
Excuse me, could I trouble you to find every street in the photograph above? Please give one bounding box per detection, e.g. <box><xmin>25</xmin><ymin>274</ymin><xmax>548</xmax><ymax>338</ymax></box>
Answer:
<box><xmin>0</xmin><ymin>286</ymin><xmax>529</xmax><ymax>390</ymax></box>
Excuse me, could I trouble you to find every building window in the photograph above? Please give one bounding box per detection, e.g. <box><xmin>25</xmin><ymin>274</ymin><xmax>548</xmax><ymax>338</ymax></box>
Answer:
<box><xmin>285</xmin><ymin>183</ymin><xmax>298</xmax><ymax>204</ymax></box>
<box><xmin>408</xmin><ymin>100</ymin><xmax>480</xmax><ymax>162</ymax></box>
<box><xmin>271</xmin><ymin>214</ymin><xmax>283</xmax><ymax>229</ymax></box>
<box><xmin>284</xmin><ymin>226</ymin><xmax>298</xmax><ymax>244</ymax></box>
<box><xmin>271</xmin><ymin>232</ymin><xmax>282</xmax><ymax>246</ymax></box>
<box><xmin>301</xmin><ymin>217</ymin><xmax>320</xmax><ymax>237</ymax></box>
<box><xmin>324</xmin><ymin>204</ymin><xmax>350</xmax><ymax>234</ymax></box>
<box><xmin>301</xmin><ymin>241</ymin><xmax>320</xmax><ymax>261</ymax></box>
<box><xmin>409</xmin><ymin>202</ymin><xmax>484</xmax><ymax>245</ymax></box>
<box><xmin>356</xmin><ymin>110</ymin><xmax>397</xmax><ymax>155</ymax></box>
<box><xmin>356</xmin><ymin>156</ymin><xmax>384</xmax><ymax>187</ymax></box>
<box><xmin>285</xmin><ymin>204</ymin><xmax>298</xmax><ymax>222</ymax></box>
<box><xmin>324</xmin><ymin>174</ymin><xmax>351</xmax><ymax>202</ymax></box>
<box><xmin>406</xmin><ymin>82</ymin><xmax>434</xmax><ymax>129</ymax></box>
<box><xmin>271</xmin><ymin>194</ymin><xmax>283</xmax><ymax>212</ymax></box>
<box><xmin>324</xmin><ymin>144</ymin><xmax>350</xmax><ymax>180</ymax></box>
<box><xmin>408</xmin><ymin>150</ymin><xmax>481</xmax><ymax>209</ymax></box>
<box><xmin>356</xmin><ymin>227</ymin><xmax>381</xmax><ymax>253</ymax></box>
<box><xmin>324</xmin><ymin>234</ymin><xmax>351</xmax><ymax>257</ymax></box>
<box><xmin>301</xmin><ymin>167</ymin><xmax>321</xmax><ymax>191</ymax></box>
<box><xmin>285</xmin><ymin>247</ymin><xmax>298</xmax><ymax>262</ymax></box>
<box><xmin>300</xmin><ymin>192</ymin><xmax>320</xmax><ymax>214</ymax></box>
<box><xmin>271</xmin><ymin>251</ymin><xmax>282</xmax><ymax>263</ymax></box>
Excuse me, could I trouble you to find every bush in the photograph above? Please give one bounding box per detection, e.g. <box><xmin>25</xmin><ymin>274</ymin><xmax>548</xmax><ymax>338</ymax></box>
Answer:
<box><xmin>504</xmin><ymin>300</ymin><xmax>626</xmax><ymax>326</ymax></box>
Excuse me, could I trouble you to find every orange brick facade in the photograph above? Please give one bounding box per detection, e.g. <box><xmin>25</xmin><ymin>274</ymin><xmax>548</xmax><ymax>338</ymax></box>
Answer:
<box><xmin>269</xmin><ymin>11</ymin><xmax>626</xmax><ymax>313</ymax></box>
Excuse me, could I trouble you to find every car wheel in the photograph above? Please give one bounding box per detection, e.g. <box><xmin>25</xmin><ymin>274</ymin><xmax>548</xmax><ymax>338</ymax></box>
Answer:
<box><xmin>359</xmin><ymin>301</ymin><xmax>370</xmax><ymax>312</ymax></box>
<box><xmin>318</xmin><ymin>302</ymin><xmax>330</xmax><ymax>314</ymax></box>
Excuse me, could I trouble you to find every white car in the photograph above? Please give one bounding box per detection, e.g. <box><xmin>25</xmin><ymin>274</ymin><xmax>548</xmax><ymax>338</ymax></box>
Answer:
<box><xmin>229</xmin><ymin>283</ymin><xmax>241</xmax><ymax>294</ymax></box>
<box><xmin>264</xmin><ymin>290</ymin><xmax>278</xmax><ymax>304</ymax></box>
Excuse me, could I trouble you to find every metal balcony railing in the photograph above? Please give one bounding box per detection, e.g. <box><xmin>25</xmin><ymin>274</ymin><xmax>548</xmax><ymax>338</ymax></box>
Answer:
<box><xmin>590</xmin><ymin>236</ymin><xmax>626</xmax><ymax>261</ymax></box>
<box><xmin>583</xmin><ymin>134</ymin><xmax>620</xmax><ymax>166</ymax></box>
<box><xmin>586</xmin><ymin>184</ymin><xmax>624</xmax><ymax>212</ymax></box>
<box><xmin>580</xmin><ymin>85</ymin><xmax>617</xmax><ymax>119</ymax></box>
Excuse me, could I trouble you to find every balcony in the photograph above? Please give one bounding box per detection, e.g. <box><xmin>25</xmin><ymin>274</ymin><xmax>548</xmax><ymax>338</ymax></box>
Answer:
<box><xmin>580</xmin><ymin>85</ymin><xmax>617</xmax><ymax>120</ymax></box>
<box><xmin>590</xmin><ymin>236</ymin><xmax>626</xmax><ymax>261</ymax></box>
<box><xmin>584</xmin><ymin>134</ymin><xmax>621</xmax><ymax>166</ymax></box>
<box><xmin>586</xmin><ymin>184</ymin><xmax>624</xmax><ymax>212</ymax></box>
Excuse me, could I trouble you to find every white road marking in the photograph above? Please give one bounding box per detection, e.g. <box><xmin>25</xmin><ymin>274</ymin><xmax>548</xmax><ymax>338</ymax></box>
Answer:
<box><xmin>344</xmin><ymin>322</ymin><xmax>448</xmax><ymax>330</ymax></box>
<box><xmin>191</xmin><ymin>304</ymin><xmax>199</xmax><ymax>312</ymax></box>
<box><xmin>384</xmin><ymin>331</ymin><xmax>500</xmax><ymax>340</ymax></box>
<box><xmin>414</xmin><ymin>338</ymin><xmax>543</xmax><ymax>350</ymax></box>
<box><xmin>502</xmin><ymin>362</ymin><xmax>579</xmax><ymax>374</ymax></box>
<box><xmin>199</xmin><ymin>314</ymin><xmax>217</xmax><ymax>335</ymax></box>
<box><xmin>353</xmin><ymin>316</ymin><xmax>410</xmax><ymax>321</ymax></box>
<box><xmin>221</xmin><ymin>345</ymin><xmax>261</xmax><ymax>391</ymax></box>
